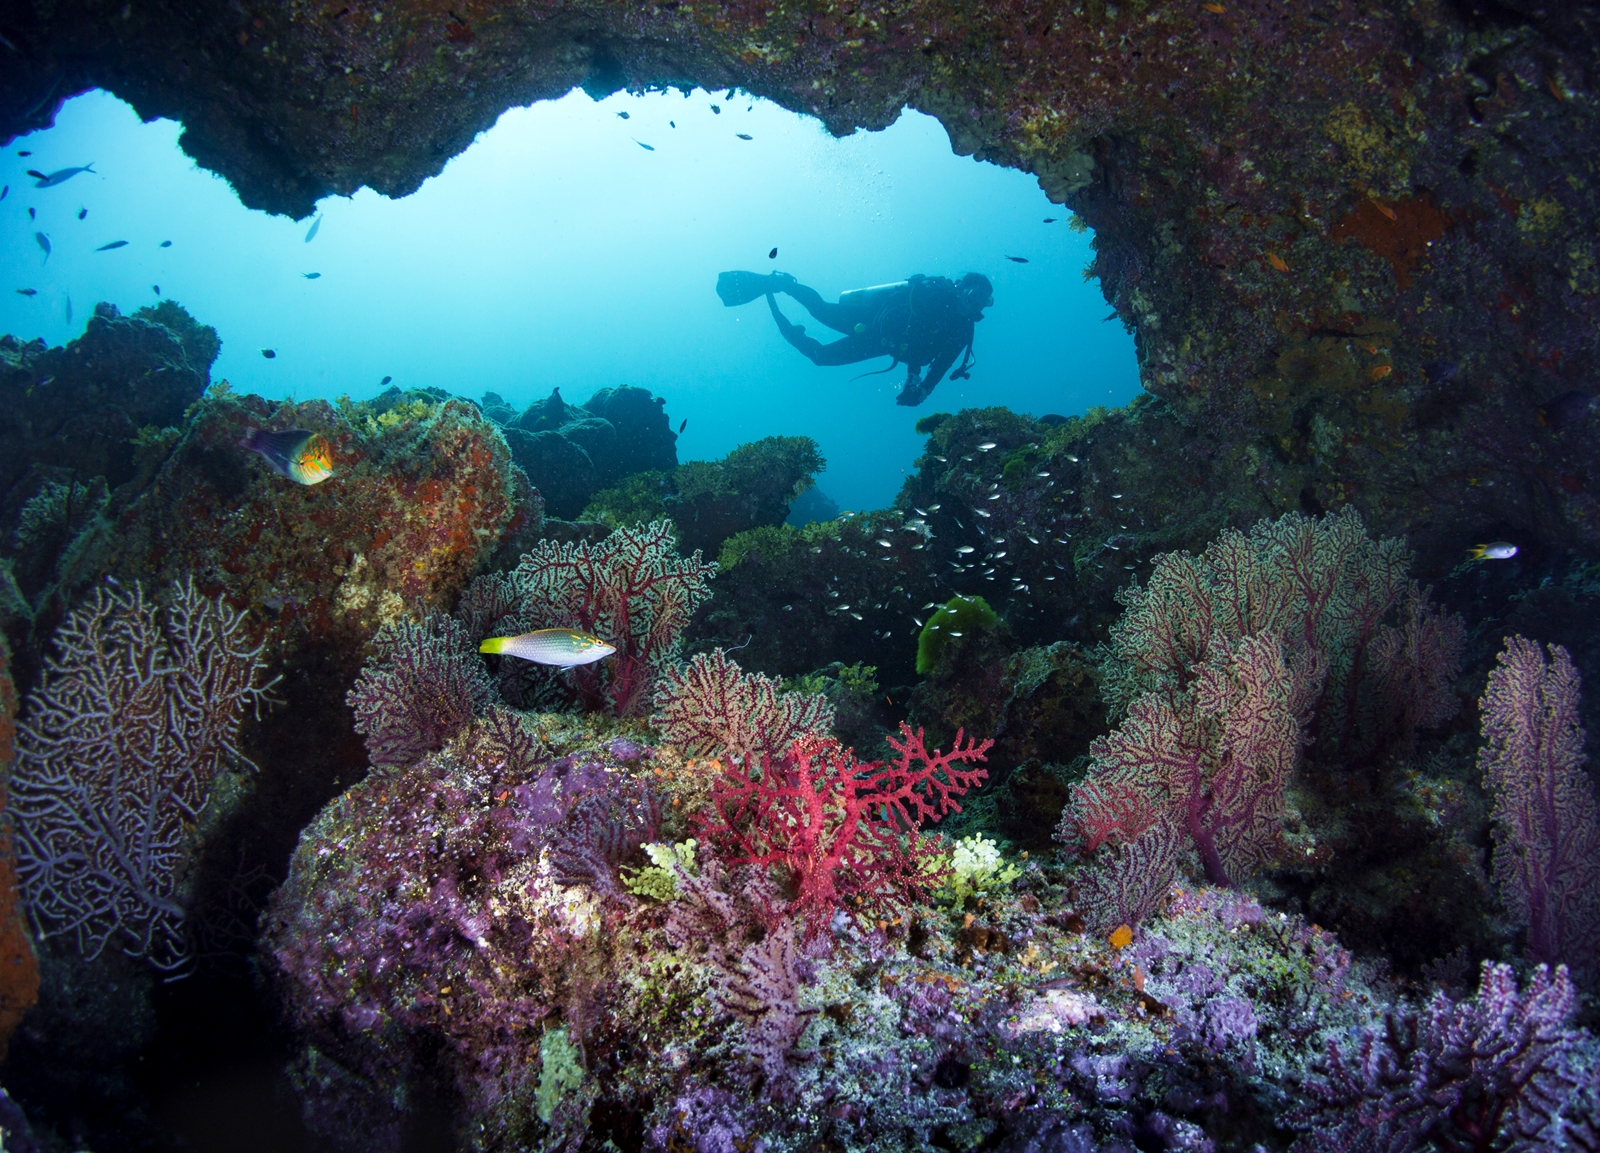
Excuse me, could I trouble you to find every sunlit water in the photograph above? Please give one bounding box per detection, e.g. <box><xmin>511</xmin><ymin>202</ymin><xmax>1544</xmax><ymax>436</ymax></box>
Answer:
<box><xmin>0</xmin><ymin>88</ymin><xmax>1139</xmax><ymax>511</ymax></box>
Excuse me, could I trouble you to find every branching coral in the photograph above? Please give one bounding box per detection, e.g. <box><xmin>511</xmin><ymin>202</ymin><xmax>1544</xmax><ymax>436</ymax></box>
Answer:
<box><xmin>11</xmin><ymin>578</ymin><xmax>277</xmax><ymax>972</ymax></box>
<box><xmin>653</xmin><ymin>647</ymin><xmax>833</xmax><ymax>762</ymax></box>
<box><xmin>1477</xmin><ymin>636</ymin><xmax>1600</xmax><ymax>983</ymax></box>
<box><xmin>508</xmin><ymin>520</ymin><xmax>715</xmax><ymax>716</ymax></box>
<box><xmin>1288</xmin><ymin>962</ymin><xmax>1599</xmax><ymax>1152</ymax></box>
<box><xmin>698</xmin><ymin>724</ymin><xmax>992</xmax><ymax>938</ymax></box>
<box><xmin>346</xmin><ymin>613</ymin><xmax>495</xmax><ymax>767</ymax></box>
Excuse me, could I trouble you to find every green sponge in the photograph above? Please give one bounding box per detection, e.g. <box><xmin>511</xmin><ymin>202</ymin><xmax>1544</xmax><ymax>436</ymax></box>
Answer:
<box><xmin>916</xmin><ymin>595</ymin><xmax>999</xmax><ymax>674</ymax></box>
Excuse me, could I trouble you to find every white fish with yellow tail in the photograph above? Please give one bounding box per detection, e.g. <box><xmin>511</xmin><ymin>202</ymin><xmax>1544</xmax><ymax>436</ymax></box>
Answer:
<box><xmin>480</xmin><ymin>628</ymin><xmax>616</xmax><ymax>668</ymax></box>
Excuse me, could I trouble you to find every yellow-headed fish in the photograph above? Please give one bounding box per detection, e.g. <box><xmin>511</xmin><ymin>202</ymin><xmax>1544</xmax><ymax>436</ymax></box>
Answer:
<box><xmin>1467</xmin><ymin>542</ymin><xmax>1518</xmax><ymax>562</ymax></box>
<box><xmin>480</xmin><ymin>628</ymin><xmax>616</xmax><ymax>668</ymax></box>
<box><xmin>239</xmin><ymin>428</ymin><xmax>335</xmax><ymax>485</ymax></box>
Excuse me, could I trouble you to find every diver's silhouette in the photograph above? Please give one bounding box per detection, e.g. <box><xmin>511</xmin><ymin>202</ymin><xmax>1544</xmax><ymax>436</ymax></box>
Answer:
<box><xmin>717</xmin><ymin>270</ymin><xmax>993</xmax><ymax>406</ymax></box>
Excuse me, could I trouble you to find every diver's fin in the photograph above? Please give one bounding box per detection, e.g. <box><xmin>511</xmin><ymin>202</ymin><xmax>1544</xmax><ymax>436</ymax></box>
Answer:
<box><xmin>716</xmin><ymin>270</ymin><xmax>772</xmax><ymax>307</ymax></box>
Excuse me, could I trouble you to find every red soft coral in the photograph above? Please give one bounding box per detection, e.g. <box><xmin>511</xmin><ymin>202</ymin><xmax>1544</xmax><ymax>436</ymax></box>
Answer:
<box><xmin>698</xmin><ymin>724</ymin><xmax>992</xmax><ymax>939</ymax></box>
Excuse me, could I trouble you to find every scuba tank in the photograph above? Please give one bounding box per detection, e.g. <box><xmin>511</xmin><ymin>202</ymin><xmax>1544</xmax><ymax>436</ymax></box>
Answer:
<box><xmin>837</xmin><ymin>281</ymin><xmax>909</xmax><ymax>310</ymax></box>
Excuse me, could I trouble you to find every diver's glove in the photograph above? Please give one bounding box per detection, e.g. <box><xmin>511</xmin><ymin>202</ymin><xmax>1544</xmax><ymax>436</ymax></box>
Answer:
<box><xmin>896</xmin><ymin>380</ymin><xmax>930</xmax><ymax>407</ymax></box>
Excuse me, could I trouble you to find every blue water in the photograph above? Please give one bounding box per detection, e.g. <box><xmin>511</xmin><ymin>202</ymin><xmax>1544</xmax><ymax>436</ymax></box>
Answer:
<box><xmin>0</xmin><ymin>88</ymin><xmax>1139</xmax><ymax>512</ymax></box>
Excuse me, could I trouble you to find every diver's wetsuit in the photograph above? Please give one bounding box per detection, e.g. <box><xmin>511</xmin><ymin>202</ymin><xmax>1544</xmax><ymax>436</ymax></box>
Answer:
<box><xmin>765</xmin><ymin>273</ymin><xmax>983</xmax><ymax>406</ymax></box>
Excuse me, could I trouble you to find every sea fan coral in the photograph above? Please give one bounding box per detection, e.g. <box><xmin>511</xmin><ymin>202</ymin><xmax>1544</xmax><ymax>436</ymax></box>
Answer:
<box><xmin>653</xmin><ymin>647</ymin><xmax>833</xmax><ymax>762</ymax></box>
<box><xmin>699</xmin><ymin>724</ymin><xmax>991</xmax><ymax>937</ymax></box>
<box><xmin>11</xmin><ymin>579</ymin><xmax>277</xmax><ymax>972</ymax></box>
<box><xmin>1059</xmin><ymin>632</ymin><xmax>1309</xmax><ymax>916</ymax></box>
<box><xmin>1477</xmin><ymin>636</ymin><xmax>1600</xmax><ymax>982</ymax></box>
<box><xmin>1103</xmin><ymin>507</ymin><xmax>1463</xmax><ymax>765</ymax></box>
<box><xmin>346</xmin><ymin>613</ymin><xmax>495</xmax><ymax>767</ymax></box>
<box><xmin>509</xmin><ymin>520</ymin><xmax>715</xmax><ymax>716</ymax></box>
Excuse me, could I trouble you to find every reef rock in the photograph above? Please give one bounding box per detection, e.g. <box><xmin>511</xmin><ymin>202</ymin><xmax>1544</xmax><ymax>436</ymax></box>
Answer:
<box><xmin>499</xmin><ymin>385</ymin><xmax>678</xmax><ymax>519</ymax></box>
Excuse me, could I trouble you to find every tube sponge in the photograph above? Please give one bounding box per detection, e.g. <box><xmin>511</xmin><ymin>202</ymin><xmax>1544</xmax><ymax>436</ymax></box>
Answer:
<box><xmin>916</xmin><ymin>594</ymin><xmax>998</xmax><ymax>674</ymax></box>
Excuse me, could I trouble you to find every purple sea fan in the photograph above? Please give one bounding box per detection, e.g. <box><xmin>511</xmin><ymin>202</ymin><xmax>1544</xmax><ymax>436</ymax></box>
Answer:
<box><xmin>346</xmin><ymin>613</ymin><xmax>494</xmax><ymax>766</ymax></box>
<box><xmin>1477</xmin><ymin>636</ymin><xmax>1600</xmax><ymax>982</ymax></box>
<box><xmin>653</xmin><ymin>647</ymin><xmax>834</xmax><ymax>762</ymax></box>
<box><xmin>11</xmin><ymin>578</ymin><xmax>279</xmax><ymax>972</ymax></box>
<box><xmin>1288</xmin><ymin>961</ymin><xmax>1599</xmax><ymax>1153</ymax></box>
<box><xmin>508</xmin><ymin>520</ymin><xmax>714</xmax><ymax>716</ymax></box>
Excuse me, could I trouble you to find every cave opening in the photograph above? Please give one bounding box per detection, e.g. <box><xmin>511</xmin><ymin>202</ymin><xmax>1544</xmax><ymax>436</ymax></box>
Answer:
<box><xmin>0</xmin><ymin>86</ymin><xmax>1140</xmax><ymax>512</ymax></box>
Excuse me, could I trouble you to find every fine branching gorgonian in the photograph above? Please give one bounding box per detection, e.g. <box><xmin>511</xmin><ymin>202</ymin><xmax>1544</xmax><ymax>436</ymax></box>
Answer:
<box><xmin>11</xmin><ymin>578</ymin><xmax>278</xmax><ymax>972</ymax></box>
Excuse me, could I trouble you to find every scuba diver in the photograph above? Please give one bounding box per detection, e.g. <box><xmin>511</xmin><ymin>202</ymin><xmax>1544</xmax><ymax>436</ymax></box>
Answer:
<box><xmin>716</xmin><ymin>269</ymin><xmax>994</xmax><ymax>406</ymax></box>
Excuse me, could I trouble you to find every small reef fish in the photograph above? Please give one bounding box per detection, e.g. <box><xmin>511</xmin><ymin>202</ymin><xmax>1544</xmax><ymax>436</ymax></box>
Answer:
<box><xmin>27</xmin><ymin>207</ymin><xmax>35</xmax><ymax>220</ymax></box>
<box><xmin>1467</xmin><ymin>542</ymin><xmax>1518</xmax><ymax>562</ymax></box>
<box><xmin>1200</xmin><ymin>2</ymin><xmax>1225</xmax><ymax>11</ymax></box>
<box><xmin>153</xmin><ymin>285</ymin><xmax>160</xmax><ymax>294</ymax></box>
<box><xmin>261</xmin><ymin>348</ymin><xmax>276</xmax><ymax>358</ymax></box>
<box><xmin>1537</xmin><ymin>390</ymin><xmax>1597</xmax><ymax>428</ymax></box>
<box><xmin>679</xmin><ymin>418</ymin><xmax>688</xmax><ymax>433</ymax></box>
<box><xmin>239</xmin><ymin>428</ymin><xmax>336</xmax><ymax>485</ymax></box>
<box><xmin>710</xmin><ymin>104</ymin><xmax>721</xmax><ymax>114</ymax></box>
<box><xmin>617</xmin><ymin>110</ymin><xmax>630</xmax><ymax>119</ymax></box>
<box><xmin>16</xmin><ymin>150</ymin><xmax>30</xmax><ymax>156</ymax></box>
<box><xmin>1422</xmin><ymin>360</ymin><xmax>1459</xmax><ymax>384</ymax></box>
<box><xmin>633</xmin><ymin>139</ymin><xmax>655</xmax><ymax>151</ymax></box>
<box><xmin>1267</xmin><ymin>251</ymin><xmax>1289</xmax><ymax>272</ymax></box>
<box><xmin>29</xmin><ymin>163</ymin><xmax>95</xmax><ymax>187</ymax></box>
<box><xmin>736</xmin><ymin>133</ymin><xmax>753</xmax><ymax>140</ymax></box>
<box><xmin>303</xmin><ymin>272</ymin><xmax>321</xmax><ymax>279</ymax></box>
<box><xmin>1043</xmin><ymin>217</ymin><xmax>1057</xmax><ymax>223</ymax></box>
<box><xmin>0</xmin><ymin>185</ymin><xmax>7</xmax><ymax>200</ymax></box>
<box><xmin>35</xmin><ymin>231</ymin><xmax>49</xmax><ymax>260</ymax></box>
<box><xmin>977</xmin><ymin>442</ymin><xmax>997</xmax><ymax>451</ymax></box>
<box><xmin>15</xmin><ymin>288</ymin><xmax>36</xmax><ymax>296</ymax></box>
<box><xmin>768</xmin><ymin>247</ymin><xmax>778</xmax><ymax>259</ymax></box>
<box><xmin>670</xmin><ymin>120</ymin><xmax>676</xmax><ymax>128</ymax></box>
<box><xmin>160</xmin><ymin>240</ymin><xmax>172</xmax><ymax>247</ymax></box>
<box><xmin>77</xmin><ymin>207</ymin><xmax>86</xmax><ymax>219</ymax></box>
<box><xmin>96</xmin><ymin>240</ymin><xmax>128</xmax><ymax>251</ymax></box>
<box><xmin>1006</xmin><ymin>256</ymin><xmax>1029</xmax><ymax>263</ymax></box>
<box><xmin>304</xmin><ymin>216</ymin><xmax>321</xmax><ymax>243</ymax></box>
<box><xmin>381</xmin><ymin>375</ymin><xmax>392</xmax><ymax>386</ymax></box>
<box><xmin>480</xmin><ymin>628</ymin><xmax>616</xmax><ymax>667</ymax></box>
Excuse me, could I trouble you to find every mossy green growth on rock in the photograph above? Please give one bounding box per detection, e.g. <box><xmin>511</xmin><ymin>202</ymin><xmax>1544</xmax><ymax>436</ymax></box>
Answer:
<box><xmin>916</xmin><ymin>595</ymin><xmax>999</xmax><ymax>675</ymax></box>
<box><xmin>536</xmin><ymin>1025</ymin><xmax>586</xmax><ymax>1123</ymax></box>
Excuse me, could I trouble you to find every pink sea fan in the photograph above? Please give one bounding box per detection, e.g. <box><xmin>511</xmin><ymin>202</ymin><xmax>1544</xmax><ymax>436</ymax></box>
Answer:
<box><xmin>1060</xmin><ymin>632</ymin><xmax>1309</xmax><ymax>906</ymax></box>
<box><xmin>11</xmin><ymin>578</ymin><xmax>278</xmax><ymax>972</ymax></box>
<box><xmin>509</xmin><ymin>520</ymin><xmax>714</xmax><ymax>716</ymax></box>
<box><xmin>654</xmin><ymin>647</ymin><xmax>833</xmax><ymax>762</ymax></box>
<box><xmin>1478</xmin><ymin>636</ymin><xmax>1600</xmax><ymax>982</ymax></box>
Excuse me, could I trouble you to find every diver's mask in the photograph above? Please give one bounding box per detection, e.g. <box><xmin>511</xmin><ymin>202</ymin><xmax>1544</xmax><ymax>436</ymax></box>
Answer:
<box><xmin>958</xmin><ymin>273</ymin><xmax>994</xmax><ymax>318</ymax></box>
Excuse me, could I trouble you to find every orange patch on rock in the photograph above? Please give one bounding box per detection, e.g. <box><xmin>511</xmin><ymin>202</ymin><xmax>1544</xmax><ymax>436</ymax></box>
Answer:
<box><xmin>1330</xmin><ymin>194</ymin><xmax>1450</xmax><ymax>289</ymax></box>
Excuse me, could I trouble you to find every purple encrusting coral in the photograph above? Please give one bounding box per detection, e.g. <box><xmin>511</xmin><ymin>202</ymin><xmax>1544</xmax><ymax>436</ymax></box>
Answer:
<box><xmin>264</xmin><ymin>711</ymin><xmax>665</xmax><ymax>1150</ymax></box>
